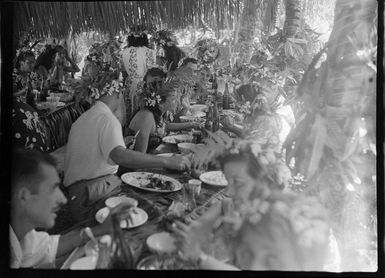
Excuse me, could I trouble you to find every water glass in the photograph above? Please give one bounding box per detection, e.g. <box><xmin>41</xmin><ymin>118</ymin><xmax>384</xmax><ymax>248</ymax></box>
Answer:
<box><xmin>188</xmin><ymin>179</ymin><xmax>202</xmax><ymax>196</ymax></box>
<box><xmin>183</xmin><ymin>183</ymin><xmax>197</xmax><ymax>212</ymax></box>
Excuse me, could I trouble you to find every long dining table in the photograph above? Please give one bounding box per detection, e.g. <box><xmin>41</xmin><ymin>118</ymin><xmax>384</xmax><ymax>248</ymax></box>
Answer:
<box><xmin>59</xmin><ymin>141</ymin><xmax>229</xmax><ymax>269</ymax></box>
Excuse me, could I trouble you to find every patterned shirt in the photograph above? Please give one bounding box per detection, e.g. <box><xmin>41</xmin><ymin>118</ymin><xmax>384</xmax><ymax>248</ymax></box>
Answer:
<box><xmin>12</xmin><ymin>97</ymin><xmax>49</xmax><ymax>152</ymax></box>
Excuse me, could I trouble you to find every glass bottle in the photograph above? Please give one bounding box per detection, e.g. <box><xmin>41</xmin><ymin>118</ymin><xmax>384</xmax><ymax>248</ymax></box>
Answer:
<box><xmin>222</xmin><ymin>82</ymin><xmax>230</xmax><ymax>109</ymax></box>
<box><xmin>212</xmin><ymin>100</ymin><xmax>220</xmax><ymax>132</ymax></box>
<box><xmin>109</xmin><ymin>205</ymin><xmax>135</xmax><ymax>269</ymax></box>
<box><xmin>204</xmin><ymin>104</ymin><xmax>214</xmax><ymax>133</ymax></box>
<box><xmin>95</xmin><ymin>235</ymin><xmax>112</xmax><ymax>269</ymax></box>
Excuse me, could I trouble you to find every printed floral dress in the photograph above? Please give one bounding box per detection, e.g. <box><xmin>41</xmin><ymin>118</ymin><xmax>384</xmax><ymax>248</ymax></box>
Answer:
<box><xmin>122</xmin><ymin>46</ymin><xmax>156</xmax><ymax>120</ymax></box>
<box><xmin>12</xmin><ymin>96</ymin><xmax>49</xmax><ymax>152</ymax></box>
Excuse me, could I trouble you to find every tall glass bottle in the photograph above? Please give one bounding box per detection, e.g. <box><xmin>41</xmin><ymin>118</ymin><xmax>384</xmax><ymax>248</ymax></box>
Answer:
<box><xmin>222</xmin><ymin>82</ymin><xmax>230</xmax><ymax>109</ymax></box>
<box><xmin>109</xmin><ymin>205</ymin><xmax>135</xmax><ymax>269</ymax></box>
<box><xmin>204</xmin><ymin>104</ymin><xmax>214</xmax><ymax>132</ymax></box>
<box><xmin>212</xmin><ymin>100</ymin><xmax>220</xmax><ymax>132</ymax></box>
<box><xmin>95</xmin><ymin>235</ymin><xmax>112</xmax><ymax>269</ymax></box>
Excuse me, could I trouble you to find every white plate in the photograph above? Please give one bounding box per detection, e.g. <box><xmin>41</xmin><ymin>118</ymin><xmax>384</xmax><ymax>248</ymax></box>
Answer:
<box><xmin>200</xmin><ymin>171</ymin><xmax>228</xmax><ymax>187</ymax></box>
<box><xmin>146</xmin><ymin>232</ymin><xmax>176</xmax><ymax>254</ymax></box>
<box><xmin>162</xmin><ymin>134</ymin><xmax>193</xmax><ymax>144</ymax></box>
<box><xmin>70</xmin><ymin>256</ymin><xmax>97</xmax><ymax>270</ymax></box>
<box><xmin>105</xmin><ymin>196</ymin><xmax>138</xmax><ymax>209</ymax></box>
<box><xmin>156</xmin><ymin>153</ymin><xmax>175</xmax><ymax>157</ymax></box>
<box><xmin>121</xmin><ymin>172</ymin><xmax>182</xmax><ymax>193</ymax></box>
<box><xmin>95</xmin><ymin>206</ymin><xmax>148</xmax><ymax>229</ymax></box>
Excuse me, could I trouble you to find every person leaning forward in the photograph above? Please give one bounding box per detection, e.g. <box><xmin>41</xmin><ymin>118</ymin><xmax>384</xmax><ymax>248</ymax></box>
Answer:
<box><xmin>63</xmin><ymin>70</ymin><xmax>191</xmax><ymax>222</ymax></box>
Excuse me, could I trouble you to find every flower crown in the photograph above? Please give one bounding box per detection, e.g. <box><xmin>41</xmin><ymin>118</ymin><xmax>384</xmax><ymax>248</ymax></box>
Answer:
<box><xmin>141</xmin><ymin>81</ymin><xmax>163</xmax><ymax>107</ymax></box>
<box><xmin>153</xmin><ymin>29</ymin><xmax>177</xmax><ymax>47</ymax></box>
<box><xmin>141</xmin><ymin>79</ymin><xmax>179</xmax><ymax>108</ymax></box>
<box><xmin>194</xmin><ymin>38</ymin><xmax>220</xmax><ymax>64</ymax></box>
<box><xmin>16</xmin><ymin>46</ymin><xmax>33</xmax><ymax>59</ymax></box>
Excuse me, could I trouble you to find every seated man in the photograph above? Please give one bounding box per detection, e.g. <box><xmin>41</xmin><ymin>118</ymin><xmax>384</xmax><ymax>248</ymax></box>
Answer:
<box><xmin>64</xmin><ymin>68</ymin><xmax>191</xmax><ymax>221</ymax></box>
<box><xmin>10</xmin><ymin>149</ymin><xmax>114</xmax><ymax>268</ymax></box>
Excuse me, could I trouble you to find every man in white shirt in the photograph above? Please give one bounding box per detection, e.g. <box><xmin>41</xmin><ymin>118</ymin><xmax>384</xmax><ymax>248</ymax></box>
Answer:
<box><xmin>10</xmin><ymin>149</ymin><xmax>114</xmax><ymax>268</ymax></box>
<box><xmin>64</xmin><ymin>67</ymin><xmax>191</xmax><ymax>221</ymax></box>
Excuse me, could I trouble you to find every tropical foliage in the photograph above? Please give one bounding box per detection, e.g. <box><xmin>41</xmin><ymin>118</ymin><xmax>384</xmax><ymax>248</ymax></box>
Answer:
<box><xmin>283</xmin><ymin>0</ymin><xmax>377</xmax><ymax>271</ymax></box>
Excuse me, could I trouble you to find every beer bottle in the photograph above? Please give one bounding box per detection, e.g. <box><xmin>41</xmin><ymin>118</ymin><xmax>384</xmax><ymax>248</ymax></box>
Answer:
<box><xmin>222</xmin><ymin>82</ymin><xmax>230</xmax><ymax>109</ymax></box>
<box><xmin>205</xmin><ymin>104</ymin><xmax>214</xmax><ymax>132</ymax></box>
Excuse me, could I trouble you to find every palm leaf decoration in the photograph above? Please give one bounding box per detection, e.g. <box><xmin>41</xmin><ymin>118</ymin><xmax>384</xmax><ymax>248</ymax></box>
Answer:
<box><xmin>284</xmin><ymin>0</ymin><xmax>377</xmax><ymax>270</ymax></box>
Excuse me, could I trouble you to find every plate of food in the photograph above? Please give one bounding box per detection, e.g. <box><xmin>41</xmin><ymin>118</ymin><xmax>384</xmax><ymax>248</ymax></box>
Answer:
<box><xmin>121</xmin><ymin>172</ymin><xmax>183</xmax><ymax>193</ymax></box>
<box><xmin>199</xmin><ymin>171</ymin><xmax>228</xmax><ymax>187</ymax></box>
<box><xmin>162</xmin><ymin>134</ymin><xmax>193</xmax><ymax>144</ymax></box>
<box><xmin>95</xmin><ymin>206</ymin><xmax>148</xmax><ymax>229</ymax></box>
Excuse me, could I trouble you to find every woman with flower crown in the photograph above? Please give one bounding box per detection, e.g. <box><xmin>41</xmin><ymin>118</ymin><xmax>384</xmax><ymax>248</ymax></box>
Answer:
<box><xmin>172</xmin><ymin>140</ymin><xmax>330</xmax><ymax>270</ymax></box>
<box><xmin>122</xmin><ymin>30</ymin><xmax>157</xmax><ymax>120</ymax></box>
<box><xmin>127</xmin><ymin>81</ymin><xmax>178</xmax><ymax>154</ymax></box>
<box><xmin>221</xmin><ymin>83</ymin><xmax>291</xmax><ymax>151</ymax></box>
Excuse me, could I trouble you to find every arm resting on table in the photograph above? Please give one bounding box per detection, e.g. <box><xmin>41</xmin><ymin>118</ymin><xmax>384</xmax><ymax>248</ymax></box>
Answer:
<box><xmin>110</xmin><ymin>146</ymin><xmax>167</xmax><ymax>169</ymax></box>
<box><xmin>166</xmin><ymin>122</ymin><xmax>197</xmax><ymax>132</ymax></box>
<box><xmin>56</xmin><ymin>225</ymin><xmax>107</xmax><ymax>259</ymax></box>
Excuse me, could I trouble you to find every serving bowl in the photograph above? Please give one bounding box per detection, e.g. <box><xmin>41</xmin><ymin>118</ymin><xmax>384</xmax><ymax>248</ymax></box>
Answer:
<box><xmin>191</xmin><ymin>104</ymin><xmax>208</xmax><ymax>114</ymax></box>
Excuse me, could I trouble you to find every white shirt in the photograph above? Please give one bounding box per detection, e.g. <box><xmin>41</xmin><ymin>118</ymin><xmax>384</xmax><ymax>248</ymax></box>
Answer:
<box><xmin>9</xmin><ymin>225</ymin><xmax>60</xmax><ymax>269</ymax></box>
<box><xmin>64</xmin><ymin>101</ymin><xmax>126</xmax><ymax>186</ymax></box>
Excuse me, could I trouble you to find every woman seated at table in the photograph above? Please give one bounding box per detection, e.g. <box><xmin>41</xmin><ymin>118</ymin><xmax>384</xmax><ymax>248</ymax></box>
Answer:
<box><xmin>12</xmin><ymin>49</ymin><xmax>49</xmax><ymax>152</ymax></box>
<box><xmin>172</xmin><ymin>141</ymin><xmax>330</xmax><ymax>271</ymax></box>
<box><xmin>221</xmin><ymin>83</ymin><xmax>288</xmax><ymax>150</ymax></box>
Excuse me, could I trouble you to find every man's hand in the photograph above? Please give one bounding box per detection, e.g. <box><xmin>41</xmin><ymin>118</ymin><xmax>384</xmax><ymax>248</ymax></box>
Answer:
<box><xmin>165</xmin><ymin>154</ymin><xmax>191</xmax><ymax>171</ymax></box>
<box><xmin>171</xmin><ymin>219</ymin><xmax>208</xmax><ymax>260</ymax></box>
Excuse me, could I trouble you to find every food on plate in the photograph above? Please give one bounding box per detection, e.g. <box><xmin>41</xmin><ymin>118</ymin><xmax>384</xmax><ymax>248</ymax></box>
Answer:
<box><xmin>144</xmin><ymin>177</ymin><xmax>174</xmax><ymax>190</ymax></box>
<box><xmin>200</xmin><ymin>171</ymin><xmax>228</xmax><ymax>186</ymax></box>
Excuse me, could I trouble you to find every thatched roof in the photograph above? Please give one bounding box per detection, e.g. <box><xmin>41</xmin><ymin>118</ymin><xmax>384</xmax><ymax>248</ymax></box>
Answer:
<box><xmin>14</xmin><ymin>1</ymin><xmax>244</xmax><ymax>38</ymax></box>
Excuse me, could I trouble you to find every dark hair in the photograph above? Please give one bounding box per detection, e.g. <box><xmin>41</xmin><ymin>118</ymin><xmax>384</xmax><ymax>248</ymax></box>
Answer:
<box><xmin>12</xmin><ymin>149</ymin><xmax>57</xmax><ymax>194</ymax></box>
<box><xmin>236</xmin><ymin>84</ymin><xmax>259</xmax><ymax>103</ymax></box>
<box><xmin>15</xmin><ymin>50</ymin><xmax>35</xmax><ymax>69</ymax></box>
<box><xmin>179</xmin><ymin>57</ymin><xmax>197</xmax><ymax>68</ymax></box>
<box><xmin>163</xmin><ymin>44</ymin><xmax>185</xmax><ymax>72</ymax></box>
<box><xmin>143</xmin><ymin>68</ymin><xmax>167</xmax><ymax>82</ymax></box>
<box><xmin>34</xmin><ymin>44</ymin><xmax>62</xmax><ymax>71</ymax></box>
<box><xmin>137</xmin><ymin>82</ymin><xmax>175</xmax><ymax>126</ymax></box>
<box><xmin>126</xmin><ymin>33</ymin><xmax>149</xmax><ymax>48</ymax></box>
